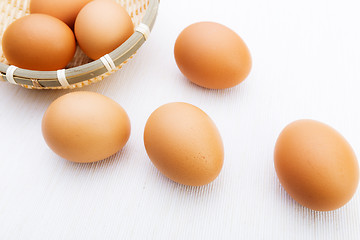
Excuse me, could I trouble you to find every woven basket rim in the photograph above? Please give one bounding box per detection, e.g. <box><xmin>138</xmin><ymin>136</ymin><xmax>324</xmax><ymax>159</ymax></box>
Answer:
<box><xmin>0</xmin><ymin>0</ymin><xmax>159</xmax><ymax>88</ymax></box>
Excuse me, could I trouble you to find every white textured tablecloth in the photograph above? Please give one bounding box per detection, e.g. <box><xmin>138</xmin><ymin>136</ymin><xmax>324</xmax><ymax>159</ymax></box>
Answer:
<box><xmin>1</xmin><ymin>0</ymin><xmax>360</xmax><ymax>239</ymax></box>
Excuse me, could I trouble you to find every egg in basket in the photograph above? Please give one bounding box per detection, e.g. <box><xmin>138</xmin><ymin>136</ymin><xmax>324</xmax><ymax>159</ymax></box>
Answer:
<box><xmin>0</xmin><ymin>0</ymin><xmax>159</xmax><ymax>89</ymax></box>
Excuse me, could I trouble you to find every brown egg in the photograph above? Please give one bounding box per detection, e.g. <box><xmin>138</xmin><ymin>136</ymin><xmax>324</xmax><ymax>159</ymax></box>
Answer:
<box><xmin>144</xmin><ymin>102</ymin><xmax>224</xmax><ymax>186</ymax></box>
<box><xmin>2</xmin><ymin>14</ymin><xmax>76</xmax><ymax>71</ymax></box>
<box><xmin>274</xmin><ymin>119</ymin><xmax>359</xmax><ymax>211</ymax></box>
<box><xmin>174</xmin><ymin>22</ymin><xmax>252</xmax><ymax>89</ymax></box>
<box><xmin>74</xmin><ymin>0</ymin><xmax>134</xmax><ymax>60</ymax></box>
<box><xmin>42</xmin><ymin>92</ymin><xmax>131</xmax><ymax>163</ymax></box>
<box><xmin>30</xmin><ymin>0</ymin><xmax>93</xmax><ymax>28</ymax></box>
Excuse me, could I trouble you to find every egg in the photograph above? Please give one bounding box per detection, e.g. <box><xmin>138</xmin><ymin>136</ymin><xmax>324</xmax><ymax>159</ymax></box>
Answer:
<box><xmin>30</xmin><ymin>0</ymin><xmax>93</xmax><ymax>28</ymax></box>
<box><xmin>74</xmin><ymin>0</ymin><xmax>134</xmax><ymax>60</ymax></box>
<box><xmin>42</xmin><ymin>92</ymin><xmax>131</xmax><ymax>163</ymax></box>
<box><xmin>2</xmin><ymin>14</ymin><xmax>76</xmax><ymax>71</ymax></box>
<box><xmin>174</xmin><ymin>22</ymin><xmax>252</xmax><ymax>89</ymax></box>
<box><xmin>274</xmin><ymin>119</ymin><xmax>359</xmax><ymax>211</ymax></box>
<box><xmin>144</xmin><ymin>102</ymin><xmax>224</xmax><ymax>186</ymax></box>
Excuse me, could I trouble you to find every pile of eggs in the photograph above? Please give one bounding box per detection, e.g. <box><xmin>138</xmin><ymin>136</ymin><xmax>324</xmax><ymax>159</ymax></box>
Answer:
<box><xmin>2</xmin><ymin>0</ymin><xmax>358</xmax><ymax>213</ymax></box>
<box><xmin>2</xmin><ymin>0</ymin><xmax>134</xmax><ymax>70</ymax></box>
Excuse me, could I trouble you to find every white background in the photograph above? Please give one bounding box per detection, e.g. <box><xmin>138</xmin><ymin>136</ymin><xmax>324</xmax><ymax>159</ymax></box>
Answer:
<box><xmin>1</xmin><ymin>0</ymin><xmax>360</xmax><ymax>239</ymax></box>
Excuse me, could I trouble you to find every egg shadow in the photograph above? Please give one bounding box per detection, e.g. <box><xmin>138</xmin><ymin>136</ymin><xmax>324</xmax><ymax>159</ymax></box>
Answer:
<box><xmin>175</xmin><ymin>71</ymin><xmax>252</xmax><ymax>104</ymax></box>
<box><xmin>264</xmin><ymin>151</ymin><xmax>344</xmax><ymax>230</ymax></box>
<box><xmin>64</xmin><ymin>152</ymin><xmax>121</xmax><ymax>170</ymax></box>
<box><xmin>274</xmin><ymin>176</ymin><xmax>344</xmax><ymax>227</ymax></box>
<box><xmin>55</xmin><ymin>144</ymin><xmax>132</xmax><ymax>176</ymax></box>
<box><xmin>148</xmin><ymin>161</ymin><xmax>222</xmax><ymax>201</ymax></box>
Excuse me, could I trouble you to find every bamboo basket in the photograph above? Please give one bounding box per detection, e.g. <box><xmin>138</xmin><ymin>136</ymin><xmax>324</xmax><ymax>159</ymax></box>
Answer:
<box><xmin>0</xmin><ymin>0</ymin><xmax>159</xmax><ymax>89</ymax></box>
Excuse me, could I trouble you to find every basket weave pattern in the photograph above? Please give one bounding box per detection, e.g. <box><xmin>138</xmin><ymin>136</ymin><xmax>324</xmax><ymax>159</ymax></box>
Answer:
<box><xmin>0</xmin><ymin>0</ymin><xmax>150</xmax><ymax>89</ymax></box>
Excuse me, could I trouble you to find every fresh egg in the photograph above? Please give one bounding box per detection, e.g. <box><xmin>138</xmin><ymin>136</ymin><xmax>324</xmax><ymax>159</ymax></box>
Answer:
<box><xmin>30</xmin><ymin>0</ymin><xmax>93</xmax><ymax>28</ymax></box>
<box><xmin>42</xmin><ymin>92</ymin><xmax>131</xmax><ymax>163</ymax></box>
<box><xmin>144</xmin><ymin>102</ymin><xmax>224</xmax><ymax>186</ymax></box>
<box><xmin>74</xmin><ymin>0</ymin><xmax>134</xmax><ymax>60</ymax></box>
<box><xmin>274</xmin><ymin>119</ymin><xmax>359</xmax><ymax>211</ymax></box>
<box><xmin>174</xmin><ymin>22</ymin><xmax>252</xmax><ymax>89</ymax></box>
<box><xmin>2</xmin><ymin>14</ymin><xmax>76</xmax><ymax>71</ymax></box>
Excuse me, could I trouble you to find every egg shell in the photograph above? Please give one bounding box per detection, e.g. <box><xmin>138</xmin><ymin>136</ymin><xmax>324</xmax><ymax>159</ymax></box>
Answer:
<box><xmin>144</xmin><ymin>102</ymin><xmax>224</xmax><ymax>186</ymax></box>
<box><xmin>74</xmin><ymin>0</ymin><xmax>134</xmax><ymax>60</ymax></box>
<box><xmin>42</xmin><ymin>92</ymin><xmax>131</xmax><ymax>163</ymax></box>
<box><xmin>174</xmin><ymin>22</ymin><xmax>252</xmax><ymax>89</ymax></box>
<box><xmin>30</xmin><ymin>0</ymin><xmax>93</xmax><ymax>29</ymax></box>
<box><xmin>274</xmin><ymin>119</ymin><xmax>359</xmax><ymax>211</ymax></box>
<box><xmin>2</xmin><ymin>14</ymin><xmax>76</xmax><ymax>71</ymax></box>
